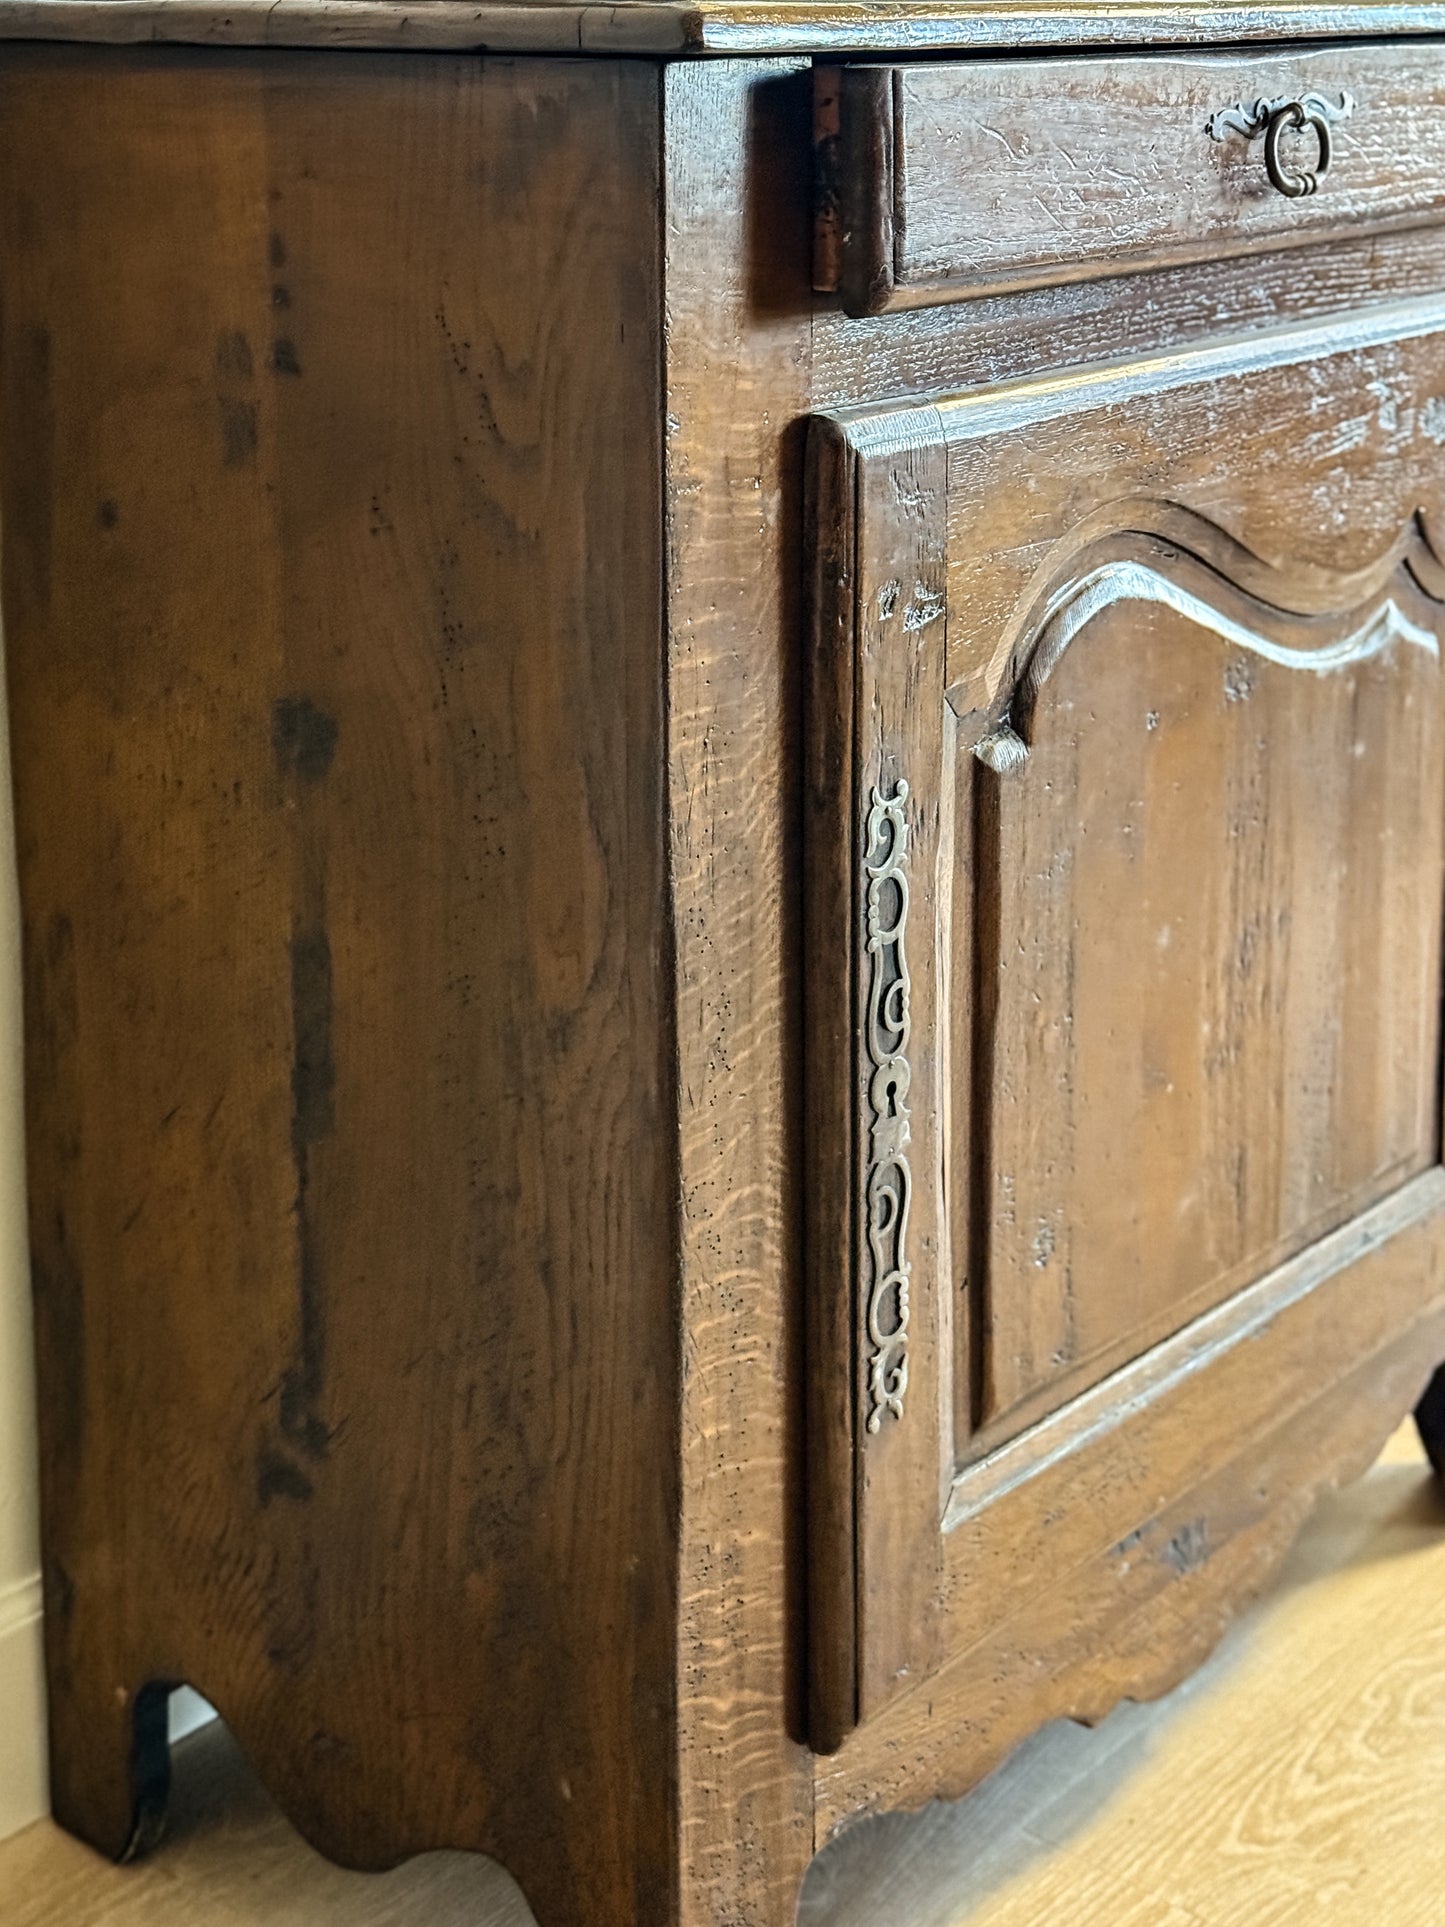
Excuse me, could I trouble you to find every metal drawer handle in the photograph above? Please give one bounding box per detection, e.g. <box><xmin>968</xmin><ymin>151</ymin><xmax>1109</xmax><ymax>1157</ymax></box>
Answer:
<box><xmin>1265</xmin><ymin>100</ymin><xmax>1332</xmax><ymax>197</ymax></box>
<box><xmin>1206</xmin><ymin>91</ymin><xmax>1355</xmax><ymax>199</ymax></box>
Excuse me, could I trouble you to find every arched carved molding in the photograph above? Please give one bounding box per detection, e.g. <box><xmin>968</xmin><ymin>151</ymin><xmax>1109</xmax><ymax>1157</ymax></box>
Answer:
<box><xmin>956</xmin><ymin>504</ymin><xmax>1445</xmax><ymax>759</ymax></box>
<box><xmin>1021</xmin><ymin>558</ymin><xmax>1437</xmax><ymax>713</ymax></box>
<box><xmin>950</xmin><ymin>519</ymin><xmax>1445</xmax><ymax>1452</ymax></box>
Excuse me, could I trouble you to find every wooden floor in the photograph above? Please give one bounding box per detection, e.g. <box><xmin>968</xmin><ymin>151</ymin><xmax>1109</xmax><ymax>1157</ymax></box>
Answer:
<box><xmin>3</xmin><ymin>1423</ymin><xmax>1443</xmax><ymax>1926</ymax></box>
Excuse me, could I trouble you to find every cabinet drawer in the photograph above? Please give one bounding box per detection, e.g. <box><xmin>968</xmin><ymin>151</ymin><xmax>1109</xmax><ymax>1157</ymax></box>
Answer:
<box><xmin>816</xmin><ymin>46</ymin><xmax>1445</xmax><ymax>315</ymax></box>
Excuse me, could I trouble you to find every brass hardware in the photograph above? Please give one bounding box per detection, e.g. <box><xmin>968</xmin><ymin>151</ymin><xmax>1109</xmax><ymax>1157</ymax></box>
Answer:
<box><xmin>1206</xmin><ymin>90</ymin><xmax>1354</xmax><ymax>199</ymax></box>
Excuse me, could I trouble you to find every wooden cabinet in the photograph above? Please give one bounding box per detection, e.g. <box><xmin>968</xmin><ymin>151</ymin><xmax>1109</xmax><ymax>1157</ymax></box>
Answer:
<box><xmin>806</xmin><ymin>293</ymin><xmax>1445</xmax><ymax>1749</ymax></box>
<box><xmin>816</xmin><ymin>48</ymin><xmax>1445</xmax><ymax>311</ymax></box>
<box><xmin>9</xmin><ymin>14</ymin><xmax>1445</xmax><ymax>1927</ymax></box>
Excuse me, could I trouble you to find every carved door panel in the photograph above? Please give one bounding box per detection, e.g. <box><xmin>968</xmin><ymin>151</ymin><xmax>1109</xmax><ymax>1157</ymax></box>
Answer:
<box><xmin>805</xmin><ymin>298</ymin><xmax>1445</xmax><ymax>1749</ymax></box>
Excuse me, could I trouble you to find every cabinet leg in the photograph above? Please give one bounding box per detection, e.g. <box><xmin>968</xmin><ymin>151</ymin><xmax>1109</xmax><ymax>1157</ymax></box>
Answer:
<box><xmin>47</xmin><ymin>1671</ymin><xmax>172</xmax><ymax>1864</ymax></box>
<box><xmin>1415</xmin><ymin>1365</ymin><xmax>1445</xmax><ymax>1484</ymax></box>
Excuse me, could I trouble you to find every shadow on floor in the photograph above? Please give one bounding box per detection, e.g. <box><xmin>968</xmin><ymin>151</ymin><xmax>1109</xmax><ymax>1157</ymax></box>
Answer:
<box><xmin>800</xmin><ymin>1448</ymin><xmax>1444</xmax><ymax>1927</ymax></box>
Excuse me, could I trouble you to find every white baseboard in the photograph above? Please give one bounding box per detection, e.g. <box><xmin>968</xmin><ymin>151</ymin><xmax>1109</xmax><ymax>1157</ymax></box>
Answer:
<box><xmin>0</xmin><ymin>1577</ymin><xmax>216</xmax><ymax>1848</ymax></box>
<box><xmin>0</xmin><ymin>1573</ymin><xmax>45</xmax><ymax>1844</ymax></box>
<box><xmin>169</xmin><ymin>1687</ymin><xmax>216</xmax><ymax>1745</ymax></box>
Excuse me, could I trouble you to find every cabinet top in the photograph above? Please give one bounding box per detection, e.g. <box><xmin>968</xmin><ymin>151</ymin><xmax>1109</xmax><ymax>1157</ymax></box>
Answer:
<box><xmin>2</xmin><ymin>0</ymin><xmax>1445</xmax><ymax>56</ymax></box>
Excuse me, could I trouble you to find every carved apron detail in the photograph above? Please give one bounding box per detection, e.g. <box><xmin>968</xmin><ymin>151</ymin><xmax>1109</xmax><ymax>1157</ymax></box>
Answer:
<box><xmin>863</xmin><ymin>779</ymin><xmax>912</xmax><ymax>1433</ymax></box>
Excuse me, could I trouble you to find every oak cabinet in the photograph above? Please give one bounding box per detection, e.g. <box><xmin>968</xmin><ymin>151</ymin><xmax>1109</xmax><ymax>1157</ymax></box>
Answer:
<box><xmin>816</xmin><ymin>48</ymin><xmax>1445</xmax><ymax>312</ymax></box>
<box><xmin>8</xmin><ymin>16</ymin><xmax>1445</xmax><ymax>1927</ymax></box>
<box><xmin>806</xmin><ymin>298</ymin><xmax>1445</xmax><ymax>1749</ymax></box>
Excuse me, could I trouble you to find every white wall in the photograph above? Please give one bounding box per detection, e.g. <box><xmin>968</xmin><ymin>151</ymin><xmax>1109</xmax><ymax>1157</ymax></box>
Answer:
<box><xmin>0</xmin><ymin>686</ymin><xmax>46</xmax><ymax>1844</ymax></box>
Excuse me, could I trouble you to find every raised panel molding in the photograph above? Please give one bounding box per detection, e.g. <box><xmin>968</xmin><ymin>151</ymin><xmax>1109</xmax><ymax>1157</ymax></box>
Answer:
<box><xmin>974</xmin><ymin>527</ymin><xmax>1445</xmax><ymax>1432</ymax></box>
<box><xmin>1019</xmin><ymin>556</ymin><xmax>1438</xmax><ymax>721</ymax></box>
<box><xmin>806</xmin><ymin>298</ymin><xmax>1445</xmax><ymax>1755</ymax></box>
<box><xmin>980</xmin><ymin>509</ymin><xmax>1445</xmax><ymax>753</ymax></box>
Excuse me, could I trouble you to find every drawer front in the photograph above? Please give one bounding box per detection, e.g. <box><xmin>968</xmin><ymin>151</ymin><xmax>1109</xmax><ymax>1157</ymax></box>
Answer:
<box><xmin>817</xmin><ymin>46</ymin><xmax>1445</xmax><ymax>315</ymax></box>
<box><xmin>804</xmin><ymin>297</ymin><xmax>1445</xmax><ymax>1748</ymax></box>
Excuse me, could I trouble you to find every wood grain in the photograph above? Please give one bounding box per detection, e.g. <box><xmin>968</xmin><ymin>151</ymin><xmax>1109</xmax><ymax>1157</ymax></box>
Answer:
<box><xmin>980</xmin><ymin>562</ymin><xmax>1443</xmax><ymax>1426</ymax></box>
<box><xmin>1</xmin><ymin>1723</ymin><xmax>537</xmax><ymax>1926</ymax></box>
<box><xmin>807</xmin><ymin>411</ymin><xmax>957</xmax><ymax>1743</ymax></box>
<box><xmin>804</xmin><ymin>1424</ymin><xmax>1445</xmax><ymax>1927</ymax></box>
<box><xmin>824</xmin><ymin>50</ymin><xmax>1445</xmax><ymax>315</ymax></box>
<box><xmin>929</xmin><ymin>296</ymin><xmax>1445</xmax><ymax>724</ymax></box>
<box><xmin>0</xmin><ymin>0</ymin><xmax>699</xmax><ymax>53</ymax></box>
<box><xmin>806</xmin><ymin>293</ymin><xmax>1445</xmax><ymax>1752</ymax></box>
<box><xmin>13</xmin><ymin>35</ymin><xmax>1445</xmax><ymax>1927</ymax></box>
<box><xmin>5</xmin><ymin>1425</ymin><xmax>1444</xmax><ymax>1927</ymax></box>
<box><xmin>5</xmin><ymin>0</ymin><xmax>1445</xmax><ymax>58</ymax></box>
<box><xmin>0</xmin><ymin>47</ymin><xmax>677</xmax><ymax>1927</ymax></box>
<box><xmin>813</xmin><ymin>221</ymin><xmax>1445</xmax><ymax>419</ymax></box>
<box><xmin>817</xmin><ymin>1184</ymin><xmax>1445</xmax><ymax>1830</ymax></box>
<box><xmin>660</xmin><ymin>57</ymin><xmax>819</xmax><ymax>1927</ymax></box>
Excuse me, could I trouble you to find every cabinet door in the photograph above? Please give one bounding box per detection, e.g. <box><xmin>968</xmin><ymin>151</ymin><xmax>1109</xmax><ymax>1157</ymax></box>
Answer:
<box><xmin>806</xmin><ymin>297</ymin><xmax>1445</xmax><ymax>1752</ymax></box>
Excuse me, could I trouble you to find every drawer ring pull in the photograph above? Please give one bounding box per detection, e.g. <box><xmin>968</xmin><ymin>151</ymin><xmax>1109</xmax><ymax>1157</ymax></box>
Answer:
<box><xmin>1206</xmin><ymin>89</ymin><xmax>1354</xmax><ymax>198</ymax></box>
<box><xmin>1265</xmin><ymin>99</ymin><xmax>1332</xmax><ymax>198</ymax></box>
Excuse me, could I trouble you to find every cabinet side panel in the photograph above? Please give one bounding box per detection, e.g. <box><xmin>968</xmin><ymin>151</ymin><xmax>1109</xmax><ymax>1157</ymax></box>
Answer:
<box><xmin>0</xmin><ymin>47</ymin><xmax>675</xmax><ymax>1926</ymax></box>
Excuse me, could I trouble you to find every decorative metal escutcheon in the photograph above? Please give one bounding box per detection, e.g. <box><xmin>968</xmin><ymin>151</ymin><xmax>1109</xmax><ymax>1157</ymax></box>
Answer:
<box><xmin>1206</xmin><ymin>90</ymin><xmax>1355</xmax><ymax>200</ymax></box>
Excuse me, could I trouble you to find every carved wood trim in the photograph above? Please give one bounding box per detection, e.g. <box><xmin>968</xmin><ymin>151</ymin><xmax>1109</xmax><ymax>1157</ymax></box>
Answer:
<box><xmin>818</xmin><ymin>1173</ymin><xmax>1445</xmax><ymax>1831</ymax></box>
<box><xmin>804</xmin><ymin>411</ymin><xmax>950</xmax><ymax>1749</ymax></box>
<box><xmin>980</xmin><ymin>549</ymin><xmax>1445</xmax><ymax>764</ymax></box>
<box><xmin>978</xmin><ymin>514</ymin><xmax>1445</xmax><ymax>753</ymax></box>
<box><xmin>1028</xmin><ymin>555</ymin><xmax>1438</xmax><ymax>682</ymax></box>
<box><xmin>806</xmin><ymin>295</ymin><xmax>1445</xmax><ymax>1761</ymax></box>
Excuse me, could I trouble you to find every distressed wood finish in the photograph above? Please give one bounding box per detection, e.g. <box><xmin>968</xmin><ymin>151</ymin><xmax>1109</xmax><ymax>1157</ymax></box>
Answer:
<box><xmin>0</xmin><ymin>47</ymin><xmax>678</xmax><ymax>1927</ymax></box>
<box><xmin>10</xmin><ymin>1425</ymin><xmax>1445</xmax><ymax>1927</ymax></box>
<box><xmin>816</xmin><ymin>1206</ymin><xmax>1445</xmax><ymax>1835</ymax></box>
<box><xmin>806</xmin><ymin>300</ymin><xmax>1445</xmax><ymax>1746</ymax></box>
<box><xmin>8</xmin><ymin>0</ymin><xmax>1445</xmax><ymax>56</ymax></box>
<box><xmin>812</xmin><ymin>218</ymin><xmax>1445</xmax><ymax>415</ymax></box>
<box><xmin>660</xmin><ymin>58</ymin><xmax>818</xmax><ymax>1927</ymax></box>
<box><xmin>820</xmin><ymin>49</ymin><xmax>1445</xmax><ymax>315</ymax></box>
<box><xmin>11</xmin><ymin>29</ymin><xmax>1445</xmax><ymax>1927</ymax></box>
